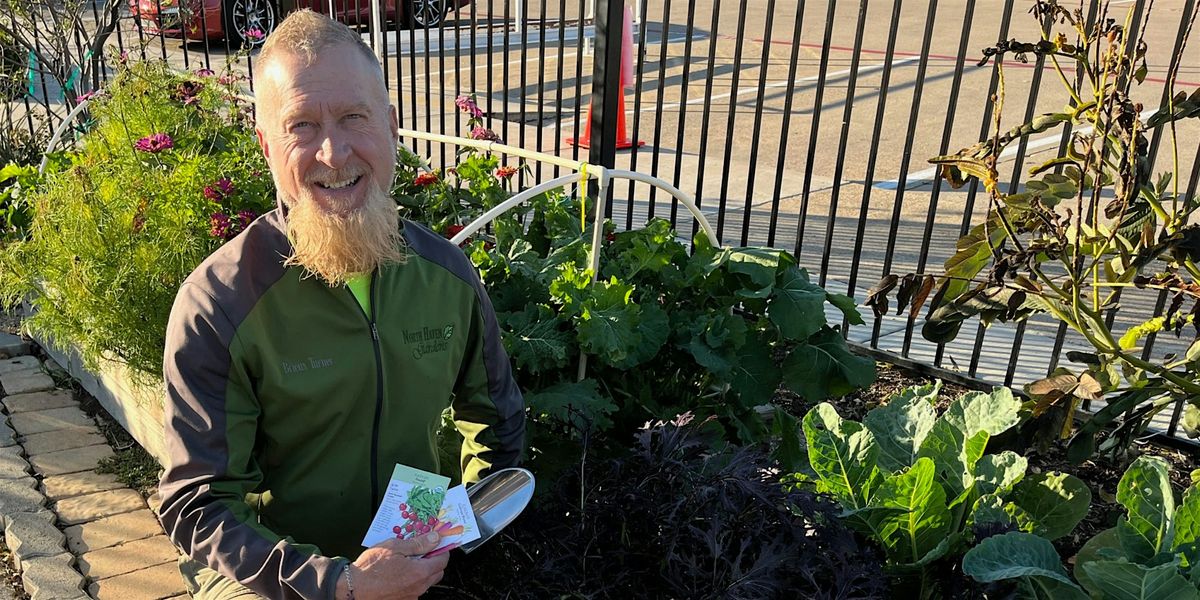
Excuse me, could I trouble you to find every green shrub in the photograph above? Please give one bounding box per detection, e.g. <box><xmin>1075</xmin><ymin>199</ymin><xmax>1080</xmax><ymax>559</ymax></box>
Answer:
<box><xmin>0</xmin><ymin>60</ymin><xmax>273</xmax><ymax>377</ymax></box>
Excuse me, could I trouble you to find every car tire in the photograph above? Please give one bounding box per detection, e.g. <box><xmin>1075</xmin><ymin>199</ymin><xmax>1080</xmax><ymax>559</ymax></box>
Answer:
<box><xmin>405</xmin><ymin>0</ymin><xmax>448</xmax><ymax>29</ymax></box>
<box><xmin>223</xmin><ymin>0</ymin><xmax>278</xmax><ymax>48</ymax></box>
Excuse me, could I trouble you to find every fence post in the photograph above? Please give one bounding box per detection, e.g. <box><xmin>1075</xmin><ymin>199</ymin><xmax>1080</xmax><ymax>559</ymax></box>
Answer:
<box><xmin>514</xmin><ymin>0</ymin><xmax>524</xmax><ymax>34</ymax></box>
<box><xmin>588</xmin><ymin>0</ymin><xmax>623</xmax><ymax>180</ymax></box>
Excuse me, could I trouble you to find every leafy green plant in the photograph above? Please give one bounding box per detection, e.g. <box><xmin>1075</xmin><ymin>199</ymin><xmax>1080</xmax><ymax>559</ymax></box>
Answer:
<box><xmin>963</xmin><ymin>455</ymin><xmax>1200</xmax><ymax>600</ymax></box>
<box><xmin>0</xmin><ymin>60</ymin><xmax>273</xmax><ymax>377</ymax></box>
<box><xmin>396</xmin><ymin>97</ymin><xmax>875</xmax><ymax>471</ymax></box>
<box><xmin>0</xmin><ymin>162</ymin><xmax>41</xmax><ymax>242</ymax></box>
<box><xmin>867</xmin><ymin>0</ymin><xmax>1200</xmax><ymax>461</ymax></box>
<box><xmin>792</xmin><ymin>383</ymin><xmax>1091</xmax><ymax>597</ymax></box>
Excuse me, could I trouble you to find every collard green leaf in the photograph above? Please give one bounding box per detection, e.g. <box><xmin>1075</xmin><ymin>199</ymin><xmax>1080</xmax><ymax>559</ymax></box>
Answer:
<box><xmin>971</xmin><ymin>494</ymin><xmax>1015</xmax><ymax>529</ymax></box>
<box><xmin>769</xmin><ymin>266</ymin><xmax>828</xmax><ymax>341</ymax></box>
<box><xmin>1075</xmin><ymin>527</ymin><xmax>1122</xmax><ymax>592</ymax></box>
<box><xmin>1081</xmin><ymin>560</ymin><xmax>1200</xmax><ymax>600</ymax></box>
<box><xmin>962</xmin><ymin>532</ymin><xmax>1078</xmax><ymax>586</ymax></box>
<box><xmin>1008</xmin><ymin>472</ymin><xmax>1092</xmax><ymax>541</ymax></box>
<box><xmin>889</xmin><ymin>381</ymin><xmax>942</xmax><ymax>406</ymax></box>
<box><xmin>871</xmin><ymin>457</ymin><xmax>952</xmax><ymax>565</ymax></box>
<box><xmin>783</xmin><ymin>328</ymin><xmax>876</xmax><ymax>401</ymax></box>
<box><xmin>771</xmin><ymin>407</ymin><xmax>806</xmax><ymax>472</ymax></box>
<box><xmin>917</xmin><ymin>419</ymin><xmax>989</xmax><ymax>504</ymax></box>
<box><xmin>863</xmin><ymin>391</ymin><xmax>938</xmax><ymax>473</ymax></box>
<box><xmin>944</xmin><ymin>387</ymin><xmax>1022</xmax><ymax>438</ymax></box>
<box><xmin>1172</xmin><ymin>486</ymin><xmax>1200</xmax><ymax>567</ymax></box>
<box><xmin>726</xmin><ymin>247</ymin><xmax>784</xmax><ymax>296</ymax></box>
<box><xmin>802</xmin><ymin>403</ymin><xmax>881</xmax><ymax>510</ymax></box>
<box><xmin>1117</xmin><ymin>456</ymin><xmax>1177</xmax><ymax>563</ymax></box>
<box><xmin>976</xmin><ymin>451</ymin><xmax>1029</xmax><ymax>497</ymax></box>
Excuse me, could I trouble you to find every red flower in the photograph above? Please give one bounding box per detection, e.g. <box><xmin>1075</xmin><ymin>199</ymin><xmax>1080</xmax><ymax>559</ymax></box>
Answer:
<box><xmin>413</xmin><ymin>172</ymin><xmax>439</xmax><ymax>187</ymax></box>
<box><xmin>444</xmin><ymin>224</ymin><xmax>465</xmax><ymax>238</ymax></box>
<box><xmin>495</xmin><ymin>165</ymin><xmax>518</xmax><ymax>179</ymax></box>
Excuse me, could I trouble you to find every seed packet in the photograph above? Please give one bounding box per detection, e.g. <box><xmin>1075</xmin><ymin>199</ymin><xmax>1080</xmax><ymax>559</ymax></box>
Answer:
<box><xmin>361</xmin><ymin>464</ymin><xmax>480</xmax><ymax>554</ymax></box>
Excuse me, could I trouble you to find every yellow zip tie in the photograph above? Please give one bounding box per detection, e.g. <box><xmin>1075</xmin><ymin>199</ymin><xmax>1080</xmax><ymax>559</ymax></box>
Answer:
<box><xmin>578</xmin><ymin>163</ymin><xmax>588</xmax><ymax>234</ymax></box>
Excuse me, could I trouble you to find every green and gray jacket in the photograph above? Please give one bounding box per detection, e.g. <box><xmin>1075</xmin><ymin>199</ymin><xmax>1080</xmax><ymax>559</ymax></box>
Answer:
<box><xmin>158</xmin><ymin>209</ymin><xmax>524</xmax><ymax>599</ymax></box>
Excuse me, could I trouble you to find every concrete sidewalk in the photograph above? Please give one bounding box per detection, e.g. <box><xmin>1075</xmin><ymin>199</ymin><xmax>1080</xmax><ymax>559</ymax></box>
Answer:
<box><xmin>0</xmin><ymin>333</ymin><xmax>187</xmax><ymax>600</ymax></box>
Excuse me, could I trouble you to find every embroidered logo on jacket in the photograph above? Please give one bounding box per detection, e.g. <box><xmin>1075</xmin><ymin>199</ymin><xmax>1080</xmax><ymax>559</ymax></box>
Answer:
<box><xmin>402</xmin><ymin>324</ymin><xmax>455</xmax><ymax>359</ymax></box>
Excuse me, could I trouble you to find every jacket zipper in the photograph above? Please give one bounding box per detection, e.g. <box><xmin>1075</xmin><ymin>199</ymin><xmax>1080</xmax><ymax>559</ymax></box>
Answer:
<box><xmin>349</xmin><ymin>272</ymin><xmax>385</xmax><ymax>515</ymax></box>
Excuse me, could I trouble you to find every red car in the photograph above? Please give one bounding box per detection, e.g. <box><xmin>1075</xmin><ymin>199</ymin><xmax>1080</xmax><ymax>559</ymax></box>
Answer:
<box><xmin>131</xmin><ymin>0</ymin><xmax>461</xmax><ymax>48</ymax></box>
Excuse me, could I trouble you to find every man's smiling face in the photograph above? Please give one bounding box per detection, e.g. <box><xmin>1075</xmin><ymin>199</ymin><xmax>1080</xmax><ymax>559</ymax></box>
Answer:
<box><xmin>255</xmin><ymin>42</ymin><xmax>399</xmax><ymax>216</ymax></box>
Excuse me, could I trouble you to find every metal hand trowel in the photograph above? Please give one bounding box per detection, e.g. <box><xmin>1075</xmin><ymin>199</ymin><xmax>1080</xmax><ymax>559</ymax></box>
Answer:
<box><xmin>459</xmin><ymin>467</ymin><xmax>535</xmax><ymax>554</ymax></box>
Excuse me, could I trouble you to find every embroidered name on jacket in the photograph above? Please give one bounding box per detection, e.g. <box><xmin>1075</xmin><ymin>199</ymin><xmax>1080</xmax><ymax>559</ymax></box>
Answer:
<box><xmin>403</xmin><ymin>324</ymin><xmax>455</xmax><ymax>359</ymax></box>
<box><xmin>281</xmin><ymin>357</ymin><xmax>335</xmax><ymax>374</ymax></box>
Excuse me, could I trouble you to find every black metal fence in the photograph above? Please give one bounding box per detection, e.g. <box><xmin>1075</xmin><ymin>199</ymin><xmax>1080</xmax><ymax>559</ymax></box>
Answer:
<box><xmin>6</xmin><ymin>0</ymin><xmax>1200</xmax><ymax>437</ymax></box>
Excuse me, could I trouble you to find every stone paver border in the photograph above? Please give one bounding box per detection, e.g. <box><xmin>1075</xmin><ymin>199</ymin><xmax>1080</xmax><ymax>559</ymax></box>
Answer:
<box><xmin>0</xmin><ymin>347</ymin><xmax>187</xmax><ymax>599</ymax></box>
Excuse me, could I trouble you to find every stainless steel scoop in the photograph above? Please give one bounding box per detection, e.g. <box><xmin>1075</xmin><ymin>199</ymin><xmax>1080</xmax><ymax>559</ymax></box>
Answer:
<box><xmin>459</xmin><ymin>467</ymin><xmax>535</xmax><ymax>554</ymax></box>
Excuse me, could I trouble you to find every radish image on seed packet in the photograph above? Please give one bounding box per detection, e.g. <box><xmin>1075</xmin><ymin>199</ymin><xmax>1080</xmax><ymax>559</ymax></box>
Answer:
<box><xmin>361</xmin><ymin>464</ymin><xmax>480</xmax><ymax>553</ymax></box>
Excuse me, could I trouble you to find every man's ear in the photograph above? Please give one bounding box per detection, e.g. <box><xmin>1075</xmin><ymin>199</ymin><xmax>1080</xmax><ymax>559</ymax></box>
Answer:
<box><xmin>389</xmin><ymin>104</ymin><xmax>399</xmax><ymax>143</ymax></box>
<box><xmin>255</xmin><ymin>127</ymin><xmax>270</xmax><ymax>159</ymax></box>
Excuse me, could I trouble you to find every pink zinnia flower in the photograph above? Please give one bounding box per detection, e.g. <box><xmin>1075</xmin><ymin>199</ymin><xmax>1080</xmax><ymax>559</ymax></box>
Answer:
<box><xmin>245</xmin><ymin>28</ymin><xmax>265</xmax><ymax>41</ymax></box>
<box><xmin>172</xmin><ymin>80</ymin><xmax>204</xmax><ymax>106</ymax></box>
<box><xmin>203</xmin><ymin>177</ymin><xmax>236</xmax><ymax>202</ymax></box>
<box><xmin>210</xmin><ymin>212</ymin><xmax>233</xmax><ymax>239</ymax></box>
<box><xmin>217</xmin><ymin>73</ymin><xmax>238</xmax><ymax>85</ymax></box>
<box><xmin>134</xmin><ymin>133</ymin><xmax>173</xmax><ymax>153</ymax></box>
<box><xmin>413</xmin><ymin>172</ymin><xmax>439</xmax><ymax>187</ymax></box>
<box><xmin>470</xmin><ymin>127</ymin><xmax>501</xmax><ymax>142</ymax></box>
<box><xmin>236</xmin><ymin>210</ymin><xmax>257</xmax><ymax>229</ymax></box>
<box><xmin>495</xmin><ymin>165</ymin><xmax>518</xmax><ymax>179</ymax></box>
<box><xmin>454</xmin><ymin>95</ymin><xmax>484</xmax><ymax>118</ymax></box>
<box><xmin>194</xmin><ymin>68</ymin><xmax>215</xmax><ymax>77</ymax></box>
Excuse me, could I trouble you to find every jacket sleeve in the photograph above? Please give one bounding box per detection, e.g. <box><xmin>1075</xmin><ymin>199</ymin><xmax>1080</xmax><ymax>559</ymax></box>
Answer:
<box><xmin>452</xmin><ymin>274</ymin><xmax>526</xmax><ymax>484</ymax></box>
<box><xmin>158</xmin><ymin>282</ymin><xmax>346</xmax><ymax>600</ymax></box>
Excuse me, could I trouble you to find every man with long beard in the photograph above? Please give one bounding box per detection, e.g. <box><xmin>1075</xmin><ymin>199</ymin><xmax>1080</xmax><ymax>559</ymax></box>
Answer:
<box><xmin>157</xmin><ymin>10</ymin><xmax>525</xmax><ymax>599</ymax></box>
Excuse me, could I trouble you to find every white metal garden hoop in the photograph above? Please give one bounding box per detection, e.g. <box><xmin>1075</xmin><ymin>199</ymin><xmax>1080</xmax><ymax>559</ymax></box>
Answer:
<box><xmin>398</xmin><ymin>128</ymin><xmax>721</xmax><ymax>381</ymax></box>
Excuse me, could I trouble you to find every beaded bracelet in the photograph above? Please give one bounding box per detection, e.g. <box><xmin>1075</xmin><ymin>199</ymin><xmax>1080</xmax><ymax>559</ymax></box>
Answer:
<box><xmin>343</xmin><ymin>563</ymin><xmax>356</xmax><ymax>600</ymax></box>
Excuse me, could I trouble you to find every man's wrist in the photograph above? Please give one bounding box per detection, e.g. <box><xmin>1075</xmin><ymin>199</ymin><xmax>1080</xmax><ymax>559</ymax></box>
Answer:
<box><xmin>335</xmin><ymin>562</ymin><xmax>355</xmax><ymax>600</ymax></box>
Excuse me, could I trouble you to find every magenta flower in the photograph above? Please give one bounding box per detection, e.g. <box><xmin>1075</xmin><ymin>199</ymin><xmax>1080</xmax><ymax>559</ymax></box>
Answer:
<box><xmin>236</xmin><ymin>210</ymin><xmax>257</xmax><ymax>229</ymax></box>
<box><xmin>203</xmin><ymin>177</ymin><xmax>236</xmax><ymax>202</ymax></box>
<box><xmin>77</xmin><ymin>89</ymin><xmax>104</xmax><ymax>103</ymax></box>
<box><xmin>194</xmin><ymin>68</ymin><xmax>215</xmax><ymax>77</ymax></box>
<box><xmin>117</xmin><ymin>50</ymin><xmax>129</xmax><ymax>65</ymax></box>
<box><xmin>470</xmin><ymin>127</ymin><xmax>501</xmax><ymax>142</ymax></box>
<box><xmin>134</xmin><ymin>133</ymin><xmax>173</xmax><ymax>153</ymax></box>
<box><xmin>454</xmin><ymin>95</ymin><xmax>484</xmax><ymax>119</ymax></box>
<box><xmin>245</xmin><ymin>28</ymin><xmax>265</xmax><ymax>41</ymax></box>
<box><xmin>217</xmin><ymin>73</ymin><xmax>238</xmax><ymax>86</ymax></box>
<box><xmin>172</xmin><ymin>80</ymin><xmax>205</xmax><ymax>106</ymax></box>
<box><xmin>210</xmin><ymin>212</ymin><xmax>233</xmax><ymax>239</ymax></box>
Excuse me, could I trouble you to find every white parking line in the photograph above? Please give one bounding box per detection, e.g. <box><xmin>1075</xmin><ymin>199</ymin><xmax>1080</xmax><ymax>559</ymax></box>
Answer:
<box><xmin>555</xmin><ymin>55</ymin><xmax>922</xmax><ymax>131</ymax></box>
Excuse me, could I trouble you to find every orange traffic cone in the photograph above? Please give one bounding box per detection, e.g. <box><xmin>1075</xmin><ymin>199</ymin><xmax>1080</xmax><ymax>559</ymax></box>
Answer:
<box><xmin>566</xmin><ymin>93</ymin><xmax>644</xmax><ymax>149</ymax></box>
<box><xmin>566</xmin><ymin>3</ymin><xmax>644</xmax><ymax>150</ymax></box>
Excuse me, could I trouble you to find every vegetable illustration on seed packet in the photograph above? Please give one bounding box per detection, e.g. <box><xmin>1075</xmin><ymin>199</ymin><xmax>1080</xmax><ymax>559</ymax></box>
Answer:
<box><xmin>362</xmin><ymin>464</ymin><xmax>480</xmax><ymax>554</ymax></box>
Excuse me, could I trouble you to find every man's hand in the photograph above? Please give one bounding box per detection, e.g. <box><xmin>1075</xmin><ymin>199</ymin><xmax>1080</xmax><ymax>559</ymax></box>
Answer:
<box><xmin>336</xmin><ymin>532</ymin><xmax>448</xmax><ymax>599</ymax></box>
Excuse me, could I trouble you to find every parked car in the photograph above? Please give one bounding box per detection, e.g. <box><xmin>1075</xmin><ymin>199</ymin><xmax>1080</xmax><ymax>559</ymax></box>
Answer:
<box><xmin>130</xmin><ymin>0</ymin><xmax>464</xmax><ymax>48</ymax></box>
